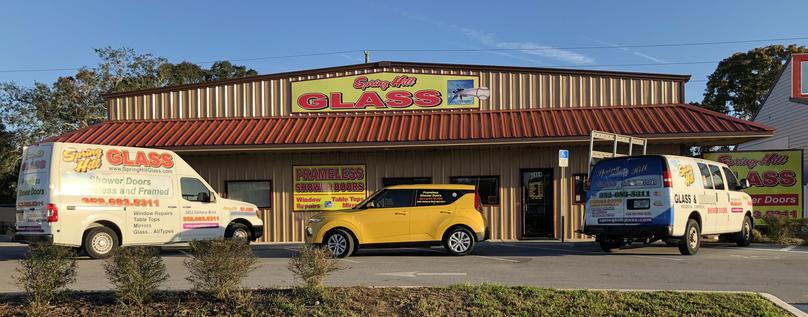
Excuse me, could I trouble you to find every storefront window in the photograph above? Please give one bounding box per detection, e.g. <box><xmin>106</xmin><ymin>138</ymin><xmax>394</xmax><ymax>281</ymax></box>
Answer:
<box><xmin>382</xmin><ymin>177</ymin><xmax>432</xmax><ymax>187</ymax></box>
<box><xmin>572</xmin><ymin>174</ymin><xmax>587</xmax><ymax>204</ymax></box>
<box><xmin>450</xmin><ymin>176</ymin><xmax>499</xmax><ymax>205</ymax></box>
<box><xmin>226</xmin><ymin>180</ymin><xmax>272</xmax><ymax>209</ymax></box>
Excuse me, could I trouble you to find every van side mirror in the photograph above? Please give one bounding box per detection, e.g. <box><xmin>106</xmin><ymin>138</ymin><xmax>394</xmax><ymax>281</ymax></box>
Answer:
<box><xmin>197</xmin><ymin>192</ymin><xmax>211</xmax><ymax>203</ymax></box>
<box><xmin>738</xmin><ymin>179</ymin><xmax>750</xmax><ymax>190</ymax></box>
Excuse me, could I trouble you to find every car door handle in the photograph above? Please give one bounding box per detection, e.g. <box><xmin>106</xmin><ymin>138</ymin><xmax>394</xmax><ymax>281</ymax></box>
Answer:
<box><xmin>440</xmin><ymin>211</ymin><xmax>452</xmax><ymax>214</ymax></box>
<box><xmin>395</xmin><ymin>212</ymin><xmax>407</xmax><ymax>215</ymax></box>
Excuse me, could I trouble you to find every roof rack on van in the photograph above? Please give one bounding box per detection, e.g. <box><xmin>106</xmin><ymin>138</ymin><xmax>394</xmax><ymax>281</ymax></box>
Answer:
<box><xmin>587</xmin><ymin>130</ymin><xmax>648</xmax><ymax>179</ymax></box>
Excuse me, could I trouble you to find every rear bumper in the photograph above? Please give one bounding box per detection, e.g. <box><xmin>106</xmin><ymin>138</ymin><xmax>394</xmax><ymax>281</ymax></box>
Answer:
<box><xmin>251</xmin><ymin>225</ymin><xmax>264</xmax><ymax>241</ymax></box>
<box><xmin>583</xmin><ymin>225</ymin><xmax>672</xmax><ymax>239</ymax></box>
<box><xmin>13</xmin><ymin>234</ymin><xmax>53</xmax><ymax>244</ymax></box>
<box><xmin>476</xmin><ymin>228</ymin><xmax>490</xmax><ymax>242</ymax></box>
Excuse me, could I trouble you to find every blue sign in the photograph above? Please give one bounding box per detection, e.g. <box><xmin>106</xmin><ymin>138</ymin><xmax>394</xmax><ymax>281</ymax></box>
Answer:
<box><xmin>558</xmin><ymin>149</ymin><xmax>569</xmax><ymax>167</ymax></box>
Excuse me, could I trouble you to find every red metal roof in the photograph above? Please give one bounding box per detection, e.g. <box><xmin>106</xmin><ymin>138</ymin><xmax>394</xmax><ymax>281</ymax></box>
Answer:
<box><xmin>48</xmin><ymin>104</ymin><xmax>773</xmax><ymax>149</ymax></box>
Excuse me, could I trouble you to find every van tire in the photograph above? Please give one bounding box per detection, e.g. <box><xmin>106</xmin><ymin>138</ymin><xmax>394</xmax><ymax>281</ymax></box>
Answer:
<box><xmin>83</xmin><ymin>226</ymin><xmax>119</xmax><ymax>259</ymax></box>
<box><xmin>598</xmin><ymin>236</ymin><xmax>621</xmax><ymax>252</ymax></box>
<box><xmin>324</xmin><ymin>229</ymin><xmax>354</xmax><ymax>258</ymax></box>
<box><xmin>678</xmin><ymin>219</ymin><xmax>701</xmax><ymax>255</ymax></box>
<box><xmin>736</xmin><ymin>216</ymin><xmax>753</xmax><ymax>247</ymax></box>
<box><xmin>225</xmin><ymin>223</ymin><xmax>251</xmax><ymax>242</ymax></box>
<box><xmin>443</xmin><ymin>227</ymin><xmax>475</xmax><ymax>256</ymax></box>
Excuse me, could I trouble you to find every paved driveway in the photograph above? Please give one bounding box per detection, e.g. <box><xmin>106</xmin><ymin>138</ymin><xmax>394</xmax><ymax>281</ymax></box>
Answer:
<box><xmin>1</xmin><ymin>241</ymin><xmax>806</xmax><ymax>312</ymax></box>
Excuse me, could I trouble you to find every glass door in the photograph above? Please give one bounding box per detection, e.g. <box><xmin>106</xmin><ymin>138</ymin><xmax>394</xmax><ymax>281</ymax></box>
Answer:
<box><xmin>521</xmin><ymin>169</ymin><xmax>554</xmax><ymax>238</ymax></box>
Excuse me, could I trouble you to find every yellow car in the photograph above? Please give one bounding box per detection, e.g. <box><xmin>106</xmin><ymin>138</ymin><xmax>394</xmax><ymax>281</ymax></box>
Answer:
<box><xmin>305</xmin><ymin>184</ymin><xmax>488</xmax><ymax>257</ymax></box>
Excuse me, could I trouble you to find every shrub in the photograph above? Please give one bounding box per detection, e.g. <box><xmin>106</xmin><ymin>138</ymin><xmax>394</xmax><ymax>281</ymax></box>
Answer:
<box><xmin>761</xmin><ymin>214</ymin><xmax>798</xmax><ymax>244</ymax></box>
<box><xmin>14</xmin><ymin>243</ymin><xmax>77</xmax><ymax>314</ymax></box>
<box><xmin>288</xmin><ymin>245</ymin><xmax>342</xmax><ymax>299</ymax></box>
<box><xmin>185</xmin><ymin>239</ymin><xmax>257</xmax><ymax>301</ymax></box>
<box><xmin>104</xmin><ymin>246</ymin><xmax>168</xmax><ymax>309</ymax></box>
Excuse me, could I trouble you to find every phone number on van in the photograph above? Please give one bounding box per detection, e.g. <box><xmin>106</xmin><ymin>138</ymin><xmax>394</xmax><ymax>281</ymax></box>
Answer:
<box><xmin>598</xmin><ymin>191</ymin><xmax>650</xmax><ymax>198</ymax></box>
<box><xmin>82</xmin><ymin>197</ymin><xmax>160</xmax><ymax>207</ymax></box>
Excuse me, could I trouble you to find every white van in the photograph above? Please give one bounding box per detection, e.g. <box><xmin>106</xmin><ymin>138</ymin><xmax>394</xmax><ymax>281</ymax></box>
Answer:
<box><xmin>14</xmin><ymin>142</ymin><xmax>264</xmax><ymax>259</ymax></box>
<box><xmin>583</xmin><ymin>155</ymin><xmax>754</xmax><ymax>255</ymax></box>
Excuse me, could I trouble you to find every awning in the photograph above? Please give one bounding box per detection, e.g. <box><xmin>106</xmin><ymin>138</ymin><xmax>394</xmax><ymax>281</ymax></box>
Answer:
<box><xmin>48</xmin><ymin>104</ymin><xmax>773</xmax><ymax>152</ymax></box>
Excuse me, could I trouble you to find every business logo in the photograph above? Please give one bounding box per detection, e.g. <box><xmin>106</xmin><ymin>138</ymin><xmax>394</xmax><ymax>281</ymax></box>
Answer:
<box><xmin>62</xmin><ymin>148</ymin><xmax>103</xmax><ymax>173</ymax></box>
<box><xmin>291</xmin><ymin>72</ymin><xmax>488</xmax><ymax>113</ymax></box>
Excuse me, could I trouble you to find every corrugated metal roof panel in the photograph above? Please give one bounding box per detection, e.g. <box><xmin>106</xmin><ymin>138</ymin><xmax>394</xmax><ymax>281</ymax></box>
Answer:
<box><xmin>47</xmin><ymin>104</ymin><xmax>774</xmax><ymax>148</ymax></box>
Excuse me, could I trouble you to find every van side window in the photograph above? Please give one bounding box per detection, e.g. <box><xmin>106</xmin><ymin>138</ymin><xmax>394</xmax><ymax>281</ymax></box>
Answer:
<box><xmin>708</xmin><ymin>165</ymin><xmax>725</xmax><ymax>190</ymax></box>
<box><xmin>697</xmin><ymin>163</ymin><xmax>713</xmax><ymax>189</ymax></box>
<box><xmin>723</xmin><ymin>167</ymin><xmax>741</xmax><ymax>191</ymax></box>
<box><xmin>367</xmin><ymin>189</ymin><xmax>415</xmax><ymax>208</ymax></box>
<box><xmin>181</xmin><ymin>178</ymin><xmax>212</xmax><ymax>202</ymax></box>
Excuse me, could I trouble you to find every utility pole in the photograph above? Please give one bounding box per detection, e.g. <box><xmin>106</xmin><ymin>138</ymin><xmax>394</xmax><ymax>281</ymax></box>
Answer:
<box><xmin>364</xmin><ymin>50</ymin><xmax>369</xmax><ymax>63</ymax></box>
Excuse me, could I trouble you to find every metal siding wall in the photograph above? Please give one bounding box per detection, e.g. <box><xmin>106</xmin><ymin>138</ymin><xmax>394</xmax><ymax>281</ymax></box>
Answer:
<box><xmin>108</xmin><ymin>67</ymin><xmax>686</xmax><ymax>120</ymax></box>
<box><xmin>182</xmin><ymin>144</ymin><xmax>680</xmax><ymax>242</ymax></box>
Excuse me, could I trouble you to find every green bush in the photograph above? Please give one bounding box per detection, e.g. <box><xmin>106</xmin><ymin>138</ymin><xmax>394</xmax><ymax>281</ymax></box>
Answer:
<box><xmin>14</xmin><ymin>243</ymin><xmax>77</xmax><ymax>314</ymax></box>
<box><xmin>288</xmin><ymin>245</ymin><xmax>342</xmax><ymax>300</ymax></box>
<box><xmin>184</xmin><ymin>239</ymin><xmax>257</xmax><ymax>301</ymax></box>
<box><xmin>103</xmin><ymin>246</ymin><xmax>168</xmax><ymax>309</ymax></box>
<box><xmin>761</xmin><ymin>214</ymin><xmax>799</xmax><ymax>244</ymax></box>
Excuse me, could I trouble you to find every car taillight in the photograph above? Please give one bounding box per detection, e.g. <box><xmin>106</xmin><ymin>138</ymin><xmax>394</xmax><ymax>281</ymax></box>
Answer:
<box><xmin>663</xmin><ymin>170</ymin><xmax>672</xmax><ymax>188</ymax></box>
<box><xmin>474</xmin><ymin>192</ymin><xmax>483</xmax><ymax>212</ymax></box>
<box><xmin>47</xmin><ymin>203</ymin><xmax>58</xmax><ymax>222</ymax></box>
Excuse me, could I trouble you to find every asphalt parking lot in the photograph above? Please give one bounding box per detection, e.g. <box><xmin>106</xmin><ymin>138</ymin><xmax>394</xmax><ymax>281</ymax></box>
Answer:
<box><xmin>0</xmin><ymin>241</ymin><xmax>806</xmax><ymax>312</ymax></box>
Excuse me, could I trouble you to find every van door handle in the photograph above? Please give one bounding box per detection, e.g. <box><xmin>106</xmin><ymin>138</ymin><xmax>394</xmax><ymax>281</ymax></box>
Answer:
<box><xmin>167</xmin><ymin>206</ymin><xmax>178</xmax><ymax>209</ymax></box>
<box><xmin>182</xmin><ymin>206</ymin><xmax>192</xmax><ymax>209</ymax></box>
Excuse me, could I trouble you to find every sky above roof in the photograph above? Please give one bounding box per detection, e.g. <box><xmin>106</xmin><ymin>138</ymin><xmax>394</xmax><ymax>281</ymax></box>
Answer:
<box><xmin>2</xmin><ymin>0</ymin><xmax>807</xmax><ymax>103</ymax></box>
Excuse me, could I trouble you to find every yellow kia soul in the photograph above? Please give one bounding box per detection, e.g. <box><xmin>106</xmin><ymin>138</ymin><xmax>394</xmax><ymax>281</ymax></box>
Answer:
<box><xmin>305</xmin><ymin>184</ymin><xmax>488</xmax><ymax>257</ymax></box>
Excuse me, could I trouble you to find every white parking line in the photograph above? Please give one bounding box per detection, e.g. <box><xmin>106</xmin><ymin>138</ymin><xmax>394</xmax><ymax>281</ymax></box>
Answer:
<box><xmin>631</xmin><ymin>255</ymin><xmax>685</xmax><ymax>262</ymax></box>
<box><xmin>780</xmin><ymin>245</ymin><xmax>797</xmax><ymax>252</ymax></box>
<box><xmin>340</xmin><ymin>258</ymin><xmax>361</xmax><ymax>263</ymax></box>
<box><xmin>745</xmin><ymin>247</ymin><xmax>808</xmax><ymax>254</ymax></box>
<box><xmin>473</xmin><ymin>255</ymin><xmax>520</xmax><ymax>263</ymax></box>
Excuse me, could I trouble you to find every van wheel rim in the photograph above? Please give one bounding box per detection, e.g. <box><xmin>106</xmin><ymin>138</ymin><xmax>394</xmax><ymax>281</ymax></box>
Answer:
<box><xmin>92</xmin><ymin>232</ymin><xmax>113</xmax><ymax>254</ymax></box>
<box><xmin>327</xmin><ymin>234</ymin><xmax>347</xmax><ymax>256</ymax></box>
<box><xmin>688</xmin><ymin>227</ymin><xmax>698</xmax><ymax>249</ymax></box>
<box><xmin>743</xmin><ymin>220</ymin><xmax>751</xmax><ymax>240</ymax></box>
<box><xmin>234</xmin><ymin>229</ymin><xmax>249</xmax><ymax>240</ymax></box>
<box><xmin>449</xmin><ymin>231</ymin><xmax>471</xmax><ymax>253</ymax></box>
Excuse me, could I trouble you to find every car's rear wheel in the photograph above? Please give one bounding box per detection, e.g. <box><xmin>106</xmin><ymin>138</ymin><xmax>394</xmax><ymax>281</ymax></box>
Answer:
<box><xmin>598</xmin><ymin>236</ymin><xmax>622</xmax><ymax>252</ymax></box>
<box><xmin>678</xmin><ymin>219</ymin><xmax>701</xmax><ymax>255</ymax></box>
<box><xmin>736</xmin><ymin>215</ymin><xmax>753</xmax><ymax>247</ymax></box>
<box><xmin>324</xmin><ymin>229</ymin><xmax>354</xmax><ymax>258</ymax></box>
<box><xmin>443</xmin><ymin>227</ymin><xmax>475</xmax><ymax>256</ymax></box>
<box><xmin>83</xmin><ymin>226</ymin><xmax>119</xmax><ymax>259</ymax></box>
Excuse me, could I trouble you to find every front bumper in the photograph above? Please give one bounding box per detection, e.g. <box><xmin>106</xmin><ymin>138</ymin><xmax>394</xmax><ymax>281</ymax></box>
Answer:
<box><xmin>583</xmin><ymin>225</ymin><xmax>672</xmax><ymax>239</ymax></box>
<box><xmin>14</xmin><ymin>234</ymin><xmax>53</xmax><ymax>244</ymax></box>
<box><xmin>251</xmin><ymin>225</ymin><xmax>264</xmax><ymax>241</ymax></box>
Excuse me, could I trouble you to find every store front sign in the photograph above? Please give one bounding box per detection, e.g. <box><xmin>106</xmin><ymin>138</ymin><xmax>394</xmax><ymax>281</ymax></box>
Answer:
<box><xmin>291</xmin><ymin>72</ymin><xmax>486</xmax><ymax>113</ymax></box>
<box><xmin>704</xmin><ymin>150</ymin><xmax>803</xmax><ymax>220</ymax></box>
<box><xmin>293</xmin><ymin>165</ymin><xmax>366</xmax><ymax>211</ymax></box>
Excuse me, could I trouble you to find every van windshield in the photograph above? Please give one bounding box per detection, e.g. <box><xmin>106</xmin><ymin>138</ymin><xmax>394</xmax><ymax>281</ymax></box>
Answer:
<box><xmin>590</xmin><ymin>157</ymin><xmax>665</xmax><ymax>192</ymax></box>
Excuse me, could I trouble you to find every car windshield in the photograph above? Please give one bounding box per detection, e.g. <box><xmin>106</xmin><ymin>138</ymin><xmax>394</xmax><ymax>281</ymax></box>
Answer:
<box><xmin>590</xmin><ymin>157</ymin><xmax>665</xmax><ymax>192</ymax></box>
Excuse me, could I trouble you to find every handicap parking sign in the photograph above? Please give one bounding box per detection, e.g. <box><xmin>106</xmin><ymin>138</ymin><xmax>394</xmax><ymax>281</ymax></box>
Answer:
<box><xmin>559</xmin><ymin>149</ymin><xmax>569</xmax><ymax>167</ymax></box>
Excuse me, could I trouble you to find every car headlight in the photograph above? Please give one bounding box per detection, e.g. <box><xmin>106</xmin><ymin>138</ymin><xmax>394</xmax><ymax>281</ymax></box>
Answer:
<box><xmin>308</xmin><ymin>217</ymin><xmax>323</xmax><ymax>223</ymax></box>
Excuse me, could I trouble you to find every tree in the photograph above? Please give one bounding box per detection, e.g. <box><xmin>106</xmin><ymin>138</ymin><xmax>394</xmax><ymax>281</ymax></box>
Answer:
<box><xmin>0</xmin><ymin>47</ymin><xmax>257</xmax><ymax>201</ymax></box>
<box><xmin>701</xmin><ymin>44</ymin><xmax>808</xmax><ymax>120</ymax></box>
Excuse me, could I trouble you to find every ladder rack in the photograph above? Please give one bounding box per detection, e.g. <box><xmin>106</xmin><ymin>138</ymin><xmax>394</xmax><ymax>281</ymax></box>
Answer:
<box><xmin>587</xmin><ymin>130</ymin><xmax>648</xmax><ymax>179</ymax></box>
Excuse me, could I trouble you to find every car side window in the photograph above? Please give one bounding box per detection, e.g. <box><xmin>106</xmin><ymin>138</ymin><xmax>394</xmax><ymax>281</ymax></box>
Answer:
<box><xmin>415</xmin><ymin>190</ymin><xmax>466</xmax><ymax>207</ymax></box>
<box><xmin>723</xmin><ymin>167</ymin><xmax>741</xmax><ymax>191</ymax></box>
<box><xmin>697</xmin><ymin>163</ymin><xmax>713</xmax><ymax>190</ymax></box>
<box><xmin>709</xmin><ymin>165</ymin><xmax>725</xmax><ymax>190</ymax></box>
<box><xmin>181</xmin><ymin>177</ymin><xmax>212</xmax><ymax>202</ymax></box>
<box><xmin>368</xmin><ymin>189</ymin><xmax>414</xmax><ymax>208</ymax></box>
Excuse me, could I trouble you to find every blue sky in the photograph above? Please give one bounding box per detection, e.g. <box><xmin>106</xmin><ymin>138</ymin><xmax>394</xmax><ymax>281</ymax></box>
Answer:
<box><xmin>1</xmin><ymin>0</ymin><xmax>807</xmax><ymax>103</ymax></box>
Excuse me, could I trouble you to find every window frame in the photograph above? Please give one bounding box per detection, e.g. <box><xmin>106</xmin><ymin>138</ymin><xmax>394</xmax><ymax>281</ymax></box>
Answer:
<box><xmin>180</xmin><ymin>177</ymin><xmax>213</xmax><ymax>203</ymax></box>
<box><xmin>722</xmin><ymin>167</ymin><xmax>742</xmax><ymax>192</ymax></box>
<box><xmin>381</xmin><ymin>177</ymin><xmax>432</xmax><ymax>187</ymax></box>
<box><xmin>449</xmin><ymin>175</ymin><xmax>500</xmax><ymax>206</ymax></box>
<box><xmin>708</xmin><ymin>165</ymin><xmax>726</xmax><ymax>191</ymax></box>
<box><xmin>225</xmin><ymin>180</ymin><xmax>272</xmax><ymax>209</ymax></box>
<box><xmin>572</xmin><ymin>173</ymin><xmax>587</xmax><ymax>205</ymax></box>
<box><xmin>697</xmin><ymin>162</ymin><xmax>714</xmax><ymax>190</ymax></box>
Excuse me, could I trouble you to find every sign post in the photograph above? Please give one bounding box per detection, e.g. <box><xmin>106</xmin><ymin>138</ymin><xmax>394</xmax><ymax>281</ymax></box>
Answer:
<box><xmin>559</xmin><ymin>149</ymin><xmax>569</xmax><ymax>242</ymax></box>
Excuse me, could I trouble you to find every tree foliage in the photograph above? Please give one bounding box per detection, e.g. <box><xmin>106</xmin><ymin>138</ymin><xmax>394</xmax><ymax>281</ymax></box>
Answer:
<box><xmin>701</xmin><ymin>44</ymin><xmax>808</xmax><ymax>119</ymax></box>
<box><xmin>0</xmin><ymin>47</ymin><xmax>257</xmax><ymax>203</ymax></box>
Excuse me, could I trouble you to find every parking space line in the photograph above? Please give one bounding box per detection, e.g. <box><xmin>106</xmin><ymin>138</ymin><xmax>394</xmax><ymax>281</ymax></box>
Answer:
<box><xmin>340</xmin><ymin>258</ymin><xmax>361</xmax><ymax>263</ymax></box>
<box><xmin>745</xmin><ymin>247</ymin><xmax>808</xmax><ymax>254</ymax></box>
<box><xmin>631</xmin><ymin>255</ymin><xmax>685</xmax><ymax>262</ymax></box>
<box><xmin>780</xmin><ymin>245</ymin><xmax>797</xmax><ymax>252</ymax></box>
<box><xmin>473</xmin><ymin>255</ymin><xmax>519</xmax><ymax>263</ymax></box>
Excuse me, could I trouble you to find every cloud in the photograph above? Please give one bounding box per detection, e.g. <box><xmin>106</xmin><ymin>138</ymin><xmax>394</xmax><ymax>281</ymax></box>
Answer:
<box><xmin>590</xmin><ymin>39</ymin><xmax>665</xmax><ymax>63</ymax></box>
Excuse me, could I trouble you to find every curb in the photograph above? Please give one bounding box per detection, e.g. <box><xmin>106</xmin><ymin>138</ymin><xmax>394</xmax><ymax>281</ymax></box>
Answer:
<box><xmin>759</xmin><ymin>292</ymin><xmax>807</xmax><ymax>317</ymax></box>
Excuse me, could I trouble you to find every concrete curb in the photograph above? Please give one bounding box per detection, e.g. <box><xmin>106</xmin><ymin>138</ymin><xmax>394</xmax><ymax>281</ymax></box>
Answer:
<box><xmin>759</xmin><ymin>292</ymin><xmax>807</xmax><ymax>317</ymax></box>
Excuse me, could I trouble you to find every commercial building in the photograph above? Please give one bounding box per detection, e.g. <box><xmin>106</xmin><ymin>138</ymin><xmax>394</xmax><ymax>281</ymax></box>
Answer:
<box><xmin>51</xmin><ymin>61</ymin><xmax>773</xmax><ymax>241</ymax></box>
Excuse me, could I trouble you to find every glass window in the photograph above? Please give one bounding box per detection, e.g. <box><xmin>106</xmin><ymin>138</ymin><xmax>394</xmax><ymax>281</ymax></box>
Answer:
<box><xmin>226</xmin><ymin>180</ymin><xmax>271</xmax><ymax>208</ymax></box>
<box><xmin>572</xmin><ymin>174</ymin><xmax>587</xmax><ymax>204</ymax></box>
<box><xmin>415</xmin><ymin>189</ymin><xmax>468</xmax><ymax>206</ymax></box>
<box><xmin>802</xmin><ymin>61</ymin><xmax>808</xmax><ymax>94</ymax></box>
<box><xmin>697</xmin><ymin>163</ymin><xmax>713</xmax><ymax>190</ymax></box>
<box><xmin>709</xmin><ymin>165</ymin><xmax>725</xmax><ymax>190</ymax></box>
<box><xmin>590</xmin><ymin>157</ymin><xmax>663</xmax><ymax>192</ymax></box>
<box><xmin>723</xmin><ymin>167</ymin><xmax>741</xmax><ymax>191</ymax></box>
<box><xmin>181</xmin><ymin>178</ymin><xmax>212</xmax><ymax>202</ymax></box>
<box><xmin>450</xmin><ymin>176</ymin><xmax>499</xmax><ymax>205</ymax></box>
<box><xmin>367</xmin><ymin>189</ymin><xmax>415</xmax><ymax>208</ymax></box>
<box><xmin>382</xmin><ymin>177</ymin><xmax>432</xmax><ymax>187</ymax></box>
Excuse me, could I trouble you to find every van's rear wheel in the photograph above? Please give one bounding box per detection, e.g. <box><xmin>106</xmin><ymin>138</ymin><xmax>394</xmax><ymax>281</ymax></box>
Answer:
<box><xmin>83</xmin><ymin>227</ymin><xmax>119</xmax><ymax>259</ymax></box>
<box><xmin>678</xmin><ymin>219</ymin><xmax>701</xmax><ymax>255</ymax></box>
<box><xmin>736</xmin><ymin>216</ymin><xmax>753</xmax><ymax>247</ymax></box>
<box><xmin>598</xmin><ymin>236</ymin><xmax>622</xmax><ymax>252</ymax></box>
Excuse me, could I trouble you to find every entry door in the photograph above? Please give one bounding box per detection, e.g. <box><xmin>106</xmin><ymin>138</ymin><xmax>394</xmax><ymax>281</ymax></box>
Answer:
<box><xmin>522</xmin><ymin>169</ymin><xmax>554</xmax><ymax>238</ymax></box>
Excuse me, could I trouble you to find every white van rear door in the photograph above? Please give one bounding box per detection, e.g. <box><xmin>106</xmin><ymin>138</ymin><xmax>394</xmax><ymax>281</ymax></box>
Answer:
<box><xmin>16</xmin><ymin>144</ymin><xmax>54</xmax><ymax>234</ymax></box>
<box><xmin>586</xmin><ymin>157</ymin><xmax>666</xmax><ymax>226</ymax></box>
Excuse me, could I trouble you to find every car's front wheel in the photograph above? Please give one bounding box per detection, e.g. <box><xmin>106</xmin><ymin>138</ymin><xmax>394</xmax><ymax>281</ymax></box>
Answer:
<box><xmin>225</xmin><ymin>223</ymin><xmax>251</xmax><ymax>242</ymax></box>
<box><xmin>324</xmin><ymin>229</ymin><xmax>354</xmax><ymax>258</ymax></box>
<box><xmin>443</xmin><ymin>227</ymin><xmax>475</xmax><ymax>256</ymax></box>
